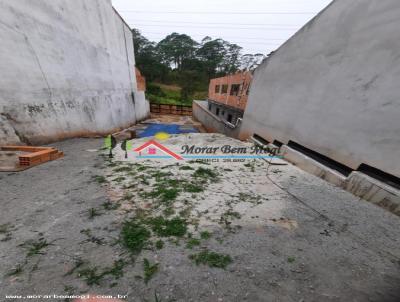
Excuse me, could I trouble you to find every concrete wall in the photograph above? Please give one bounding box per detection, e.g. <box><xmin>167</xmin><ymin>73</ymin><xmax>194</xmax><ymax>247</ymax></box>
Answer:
<box><xmin>193</xmin><ymin>100</ymin><xmax>241</xmax><ymax>138</ymax></box>
<box><xmin>240</xmin><ymin>0</ymin><xmax>400</xmax><ymax>178</ymax></box>
<box><xmin>0</xmin><ymin>0</ymin><xmax>149</xmax><ymax>145</ymax></box>
<box><xmin>208</xmin><ymin>101</ymin><xmax>243</xmax><ymax>125</ymax></box>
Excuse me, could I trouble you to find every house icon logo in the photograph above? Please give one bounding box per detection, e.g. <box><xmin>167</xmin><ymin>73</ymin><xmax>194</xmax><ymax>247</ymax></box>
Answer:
<box><xmin>133</xmin><ymin>140</ymin><xmax>183</xmax><ymax>160</ymax></box>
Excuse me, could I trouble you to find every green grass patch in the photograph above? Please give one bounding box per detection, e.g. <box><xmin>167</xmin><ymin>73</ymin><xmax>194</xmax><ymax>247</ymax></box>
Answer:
<box><xmin>113</xmin><ymin>166</ymin><xmax>131</xmax><ymax>173</ymax></box>
<box><xmin>93</xmin><ymin>175</ymin><xmax>106</xmax><ymax>184</ymax></box>
<box><xmin>155</xmin><ymin>240</ymin><xmax>164</xmax><ymax>250</ymax></box>
<box><xmin>183</xmin><ymin>183</ymin><xmax>203</xmax><ymax>193</ymax></box>
<box><xmin>146</xmin><ymin>217</ymin><xmax>187</xmax><ymax>237</ymax></box>
<box><xmin>121</xmin><ymin>220</ymin><xmax>151</xmax><ymax>254</ymax></box>
<box><xmin>186</xmin><ymin>238</ymin><xmax>201</xmax><ymax>249</ymax></box>
<box><xmin>200</xmin><ymin>231</ymin><xmax>211</xmax><ymax>240</ymax></box>
<box><xmin>189</xmin><ymin>250</ymin><xmax>232</xmax><ymax>269</ymax></box>
<box><xmin>193</xmin><ymin>167</ymin><xmax>219</xmax><ymax>180</ymax></box>
<box><xmin>179</xmin><ymin>166</ymin><xmax>194</xmax><ymax>171</ymax></box>
<box><xmin>142</xmin><ymin>187</ymin><xmax>179</xmax><ymax>204</ymax></box>
<box><xmin>287</xmin><ymin>256</ymin><xmax>296</xmax><ymax>263</ymax></box>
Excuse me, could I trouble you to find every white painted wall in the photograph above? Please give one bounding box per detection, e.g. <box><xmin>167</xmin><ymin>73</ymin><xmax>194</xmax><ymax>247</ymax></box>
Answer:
<box><xmin>0</xmin><ymin>0</ymin><xmax>148</xmax><ymax>144</ymax></box>
<box><xmin>240</xmin><ymin>0</ymin><xmax>400</xmax><ymax>178</ymax></box>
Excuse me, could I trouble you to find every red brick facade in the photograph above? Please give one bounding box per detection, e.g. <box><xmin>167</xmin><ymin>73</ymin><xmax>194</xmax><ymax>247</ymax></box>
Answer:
<box><xmin>208</xmin><ymin>71</ymin><xmax>252</xmax><ymax>111</ymax></box>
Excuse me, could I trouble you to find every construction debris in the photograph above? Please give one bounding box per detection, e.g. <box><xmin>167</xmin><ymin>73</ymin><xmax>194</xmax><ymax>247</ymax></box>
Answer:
<box><xmin>0</xmin><ymin>146</ymin><xmax>63</xmax><ymax>172</ymax></box>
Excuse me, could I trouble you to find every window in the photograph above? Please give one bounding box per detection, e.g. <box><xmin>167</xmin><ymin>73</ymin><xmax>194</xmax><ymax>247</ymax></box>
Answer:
<box><xmin>221</xmin><ymin>111</ymin><xmax>225</xmax><ymax>116</ymax></box>
<box><xmin>221</xmin><ymin>85</ymin><xmax>228</xmax><ymax>94</ymax></box>
<box><xmin>215</xmin><ymin>85</ymin><xmax>220</xmax><ymax>93</ymax></box>
<box><xmin>227</xmin><ymin>114</ymin><xmax>233</xmax><ymax>123</ymax></box>
<box><xmin>216</xmin><ymin>108</ymin><xmax>220</xmax><ymax>116</ymax></box>
<box><xmin>208</xmin><ymin>103</ymin><xmax>211</xmax><ymax>111</ymax></box>
<box><xmin>230</xmin><ymin>84</ymin><xmax>241</xmax><ymax>96</ymax></box>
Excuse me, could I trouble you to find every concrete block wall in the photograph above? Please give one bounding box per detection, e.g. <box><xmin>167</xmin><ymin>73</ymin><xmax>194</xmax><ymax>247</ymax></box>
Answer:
<box><xmin>239</xmin><ymin>0</ymin><xmax>400</xmax><ymax>179</ymax></box>
<box><xmin>0</xmin><ymin>0</ymin><xmax>148</xmax><ymax>145</ymax></box>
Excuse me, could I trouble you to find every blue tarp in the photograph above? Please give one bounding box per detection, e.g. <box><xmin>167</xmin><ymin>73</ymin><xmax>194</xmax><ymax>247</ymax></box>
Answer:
<box><xmin>137</xmin><ymin>123</ymin><xmax>198</xmax><ymax>138</ymax></box>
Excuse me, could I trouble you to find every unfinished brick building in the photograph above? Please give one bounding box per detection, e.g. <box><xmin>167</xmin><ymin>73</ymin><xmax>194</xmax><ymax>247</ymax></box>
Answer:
<box><xmin>207</xmin><ymin>71</ymin><xmax>252</xmax><ymax>124</ymax></box>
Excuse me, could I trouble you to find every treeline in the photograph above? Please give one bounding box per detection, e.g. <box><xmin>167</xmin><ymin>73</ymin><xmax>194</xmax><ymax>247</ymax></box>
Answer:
<box><xmin>132</xmin><ymin>29</ymin><xmax>265</xmax><ymax>101</ymax></box>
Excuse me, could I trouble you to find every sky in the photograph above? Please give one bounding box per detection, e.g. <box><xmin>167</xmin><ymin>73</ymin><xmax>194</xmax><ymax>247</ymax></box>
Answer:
<box><xmin>112</xmin><ymin>0</ymin><xmax>332</xmax><ymax>55</ymax></box>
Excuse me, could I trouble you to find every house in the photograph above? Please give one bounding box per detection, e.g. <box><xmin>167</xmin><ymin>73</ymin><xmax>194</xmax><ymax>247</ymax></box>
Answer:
<box><xmin>207</xmin><ymin>71</ymin><xmax>253</xmax><ymax>125</ymax></box>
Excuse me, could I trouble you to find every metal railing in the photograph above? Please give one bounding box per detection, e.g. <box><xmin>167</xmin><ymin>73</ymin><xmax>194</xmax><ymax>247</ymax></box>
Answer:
<box><xmin>150</xmin><ymin>103</ymin><xmax>192</xmax><ymax>116</ymax></box>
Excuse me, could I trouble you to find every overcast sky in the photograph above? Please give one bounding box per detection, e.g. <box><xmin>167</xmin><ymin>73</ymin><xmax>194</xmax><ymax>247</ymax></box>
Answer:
<box><xmin>112</xmin><ymin>0</ymin><xmax>332</xmax><ymax>55</ymax></box>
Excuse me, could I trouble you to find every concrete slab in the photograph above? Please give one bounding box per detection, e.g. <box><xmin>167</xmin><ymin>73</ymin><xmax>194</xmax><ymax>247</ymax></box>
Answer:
<box><xmin>0</xmin><ymin>135</ymin><xmax>399</xmax><ymax>301</ymax></box>
<box><xmin>281</xmin><ymin>145</ymin><xmax>347</xmax><ymax>187</ymax></box>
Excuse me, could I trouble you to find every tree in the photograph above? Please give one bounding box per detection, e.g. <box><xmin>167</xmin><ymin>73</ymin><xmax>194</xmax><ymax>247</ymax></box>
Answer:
<box><xmin>241</xmin><ymin>53</ymin><xmax>266</xmax><ymax>71</ymax></box>
<box><xmin>132</xmin><ymin>28</ymin><xmax>169</xmax><ymax>82</ymax></box>
<box><xmin>157</xmin><ymin>33</ymin><xmax>198</xmax><ymax>70</ymax></box>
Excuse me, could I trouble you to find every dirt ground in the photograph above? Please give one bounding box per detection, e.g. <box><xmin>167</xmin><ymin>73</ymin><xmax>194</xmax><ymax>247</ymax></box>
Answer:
<box><xmin>1</xmin><ymin>134</ymin><xmax>400</xmax><ymax>302</ymax></box>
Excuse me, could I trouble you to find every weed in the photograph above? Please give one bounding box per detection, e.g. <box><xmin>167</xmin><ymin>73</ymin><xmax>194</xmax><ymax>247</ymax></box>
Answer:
<box><xmin>77</xmin><ymin>259</ymin><xmax>125</xmax><ymax>286</ymax></box>
<box><xmin>78</xmin><ymin>266</ymin><xmax>104</xmax><ymax>286</ymax></box>
<box><xmin>0</xmin><ymin>223</ymin><xmax>10</xmax><ymax>234</ymax></box>
<box><xmin>147</xmin><ymin>217</ymin><xmax>187</xmax><ymax>237</ymax></box>
<box><xmin>186</xmin><ymin>238</ymin><xmax>201</xmax><ymax>249</ymax></box>
<box><xmin>143</xmin><ymin>258</ymin><xmax>159</xmax><ymax>284</ymax></box>
<box><xmin>163</xmin><ymin>207</ymin><xmax>175</xmax><ymax>216</ymax></box>
<box><xmin>189</xmin><ymin>250</ymin><xmax>232</xmax><ymax>269</ymax></box>
<box><xmin>150</xmin><ymin>171</ymin><xmax>173</xmax><ymax>179</ymax></box>
<box><xmin>80</xmin><ymin>229</ymin><xmax>105</xmax><ymax>245</ymax></box>
<box><xmin>200</xmin><ymin>231</ymin><xmax>211</xmax><ymax>240</ymax></box>
<box><xmin>287</xmin><ymin>256</ymin><xmax>296</xmax><ymax>263</ymax></box>
<box><xmin>121</xmin><ymin>220</ymin><xmax>151</xmax><ymax>254</ymax></box>
<box><xmin>244</xmin><ymin>161</ymin><xmax>256</xmax><ymax>172</ymax></box>
<box><xmin>179</xmin><ymin>166</ymin><xmax>194</xmax><ymax>171</ymax></box>
<box><xmin>104</xmin><ymin>259</ymin><xmax>125</xmax><ymax>279</ymax></box>
<box><xmin>183</xmin><ymin>183</ymin><xmax>203</xmax><ymax>193</ymax></box>
<box><xmin>102</xmin><ymin>201</ymin><xmax>120</xmax><ymax>210</ymax></box>
<box><xmin>6</xmin><ymin>263</ymin><xmax>24</xmax><ymax>276</ymax></box>
<box><xmin>113</xmin><ymin>176</ymin><xmax>126</xmax><ymax>183</ymax></box>
<box><xmin>223</xmin><ymin>210</ymin><xmax>241</xmax><ymax>219</ymax></box>
<box><xmin>155</xmin><ymin>240</ymin><xmax>164</xmax><ymax>250</ymax></box>
<box><xmin>193</xmin><ymin>167</ymin><xmax>218</xmax><ymax>180</ymax></box>
<box><xmin>142</xmin><ymin>187</ymin><xmax>179</xmax><ymax>204</ymax></box>
<box><xmin>22</xmin><ymin>238</ymin><xmax>52</xmax><ymax>257</ymax></box>
<box><xmin>93</xmin><ymin>175</ymin><xmax>106</xmax><ymax>184</ymax></box>
<box><xmin>238</xmin><ymin>193</ymin><xmax>263</xmax><ymax>205</ymax></box>
<box><xmin>113</xmin><ymin>166</ymin><xmax>131</xmax><ymax>173</ymax></box>
<box><xmin>88</xmin><ymin>208</ymin><xmax>101</xmax><ymax>219</ymax></box>
<box><xmin>123</xmin><ymin>192</ymin><xmax>134</xmax><ymax>201</ymax></box>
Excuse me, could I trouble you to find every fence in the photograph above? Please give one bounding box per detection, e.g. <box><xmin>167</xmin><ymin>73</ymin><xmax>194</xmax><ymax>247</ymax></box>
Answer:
<box><xmin>150</xmin><ymin>103</ymin><xmax>192</xmax><ymax>116</ymax></box>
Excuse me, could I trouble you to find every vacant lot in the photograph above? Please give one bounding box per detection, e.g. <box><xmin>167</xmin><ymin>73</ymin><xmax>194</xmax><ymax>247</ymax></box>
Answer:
<box><xmin>1</xmin><ymin>134</ymin><xmax>399</xmax><ymax>302</ymax></box>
